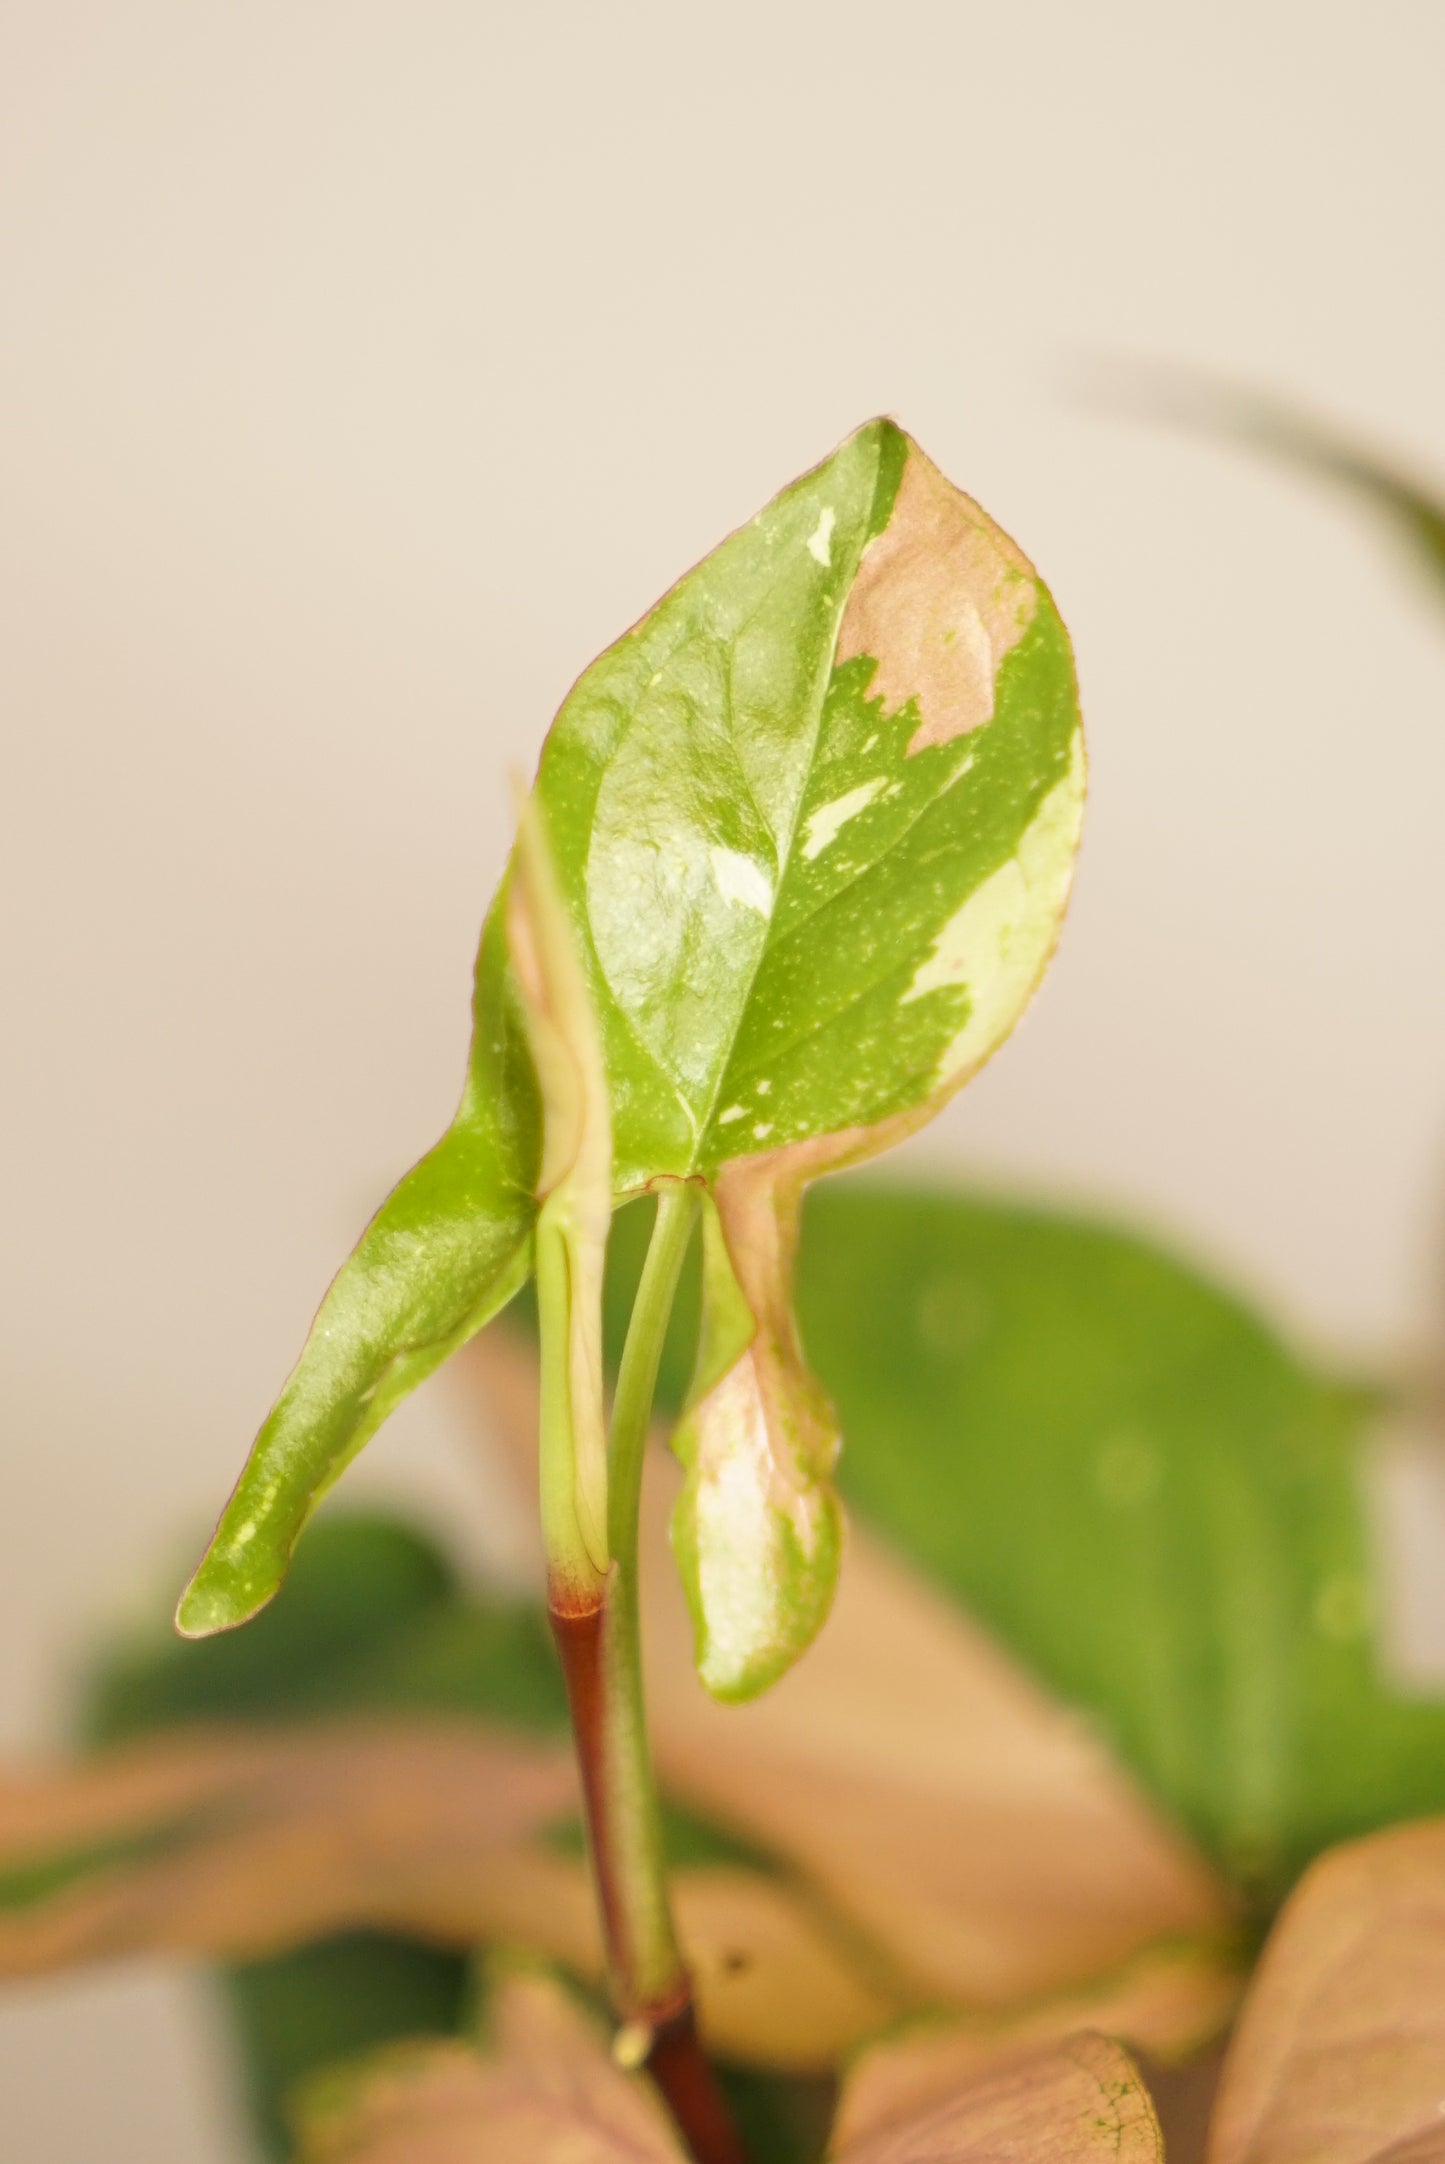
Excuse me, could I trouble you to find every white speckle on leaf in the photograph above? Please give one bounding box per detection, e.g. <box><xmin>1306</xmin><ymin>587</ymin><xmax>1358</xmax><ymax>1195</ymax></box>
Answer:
<box><xmin>709</xmin><ymin>845</ymin><xmax>773</xmax><ymax>917</ymax></box>
<box><xmin>234</xmin><ymin>1520</ymin><xmax>257</xmax><ymax>1547</ymax></box>
<box><xmin>719</xmin><ymin>1105</ymin><xmax>746</xmax><ymax>1124</ymax></box>
<box><xmin>903</xmin><ymin>730</ymin><xmax>1085</xmax><ymax>1082</ymax></box>
<box><xmin>862</xmin><ymin>734</ymin><xmax>878</xmax><ymax>753</ymax></box>
<box><xmin>752</xmin><ymin>1121</ymin><xmax>774</xmax><ymax>1140</ymax></box>
<box><xmin>800</xmin><ymin>777</ymin><xmax>887</xmax><ymax>862</ymax></box>
<box><xmin>755</xmin><ymin>1078</ymin><xmax>771</xmax><ymax>1095</ymax></box>
<box><xmin>806</xmin><ymin>507</ymin><xmax>836</xmax><ymax>566</ymax></box>
<box><xmin>649</xmin><ymin>670</ymin><xmax>663</xmax><ymax>687</ymax></box>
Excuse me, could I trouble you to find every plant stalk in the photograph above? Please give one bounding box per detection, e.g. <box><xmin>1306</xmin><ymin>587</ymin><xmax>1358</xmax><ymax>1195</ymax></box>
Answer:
<box><xmin>546</xmin><ymin>1181</ymin><xmax>746</xmax><ymax>2164</ymax></box>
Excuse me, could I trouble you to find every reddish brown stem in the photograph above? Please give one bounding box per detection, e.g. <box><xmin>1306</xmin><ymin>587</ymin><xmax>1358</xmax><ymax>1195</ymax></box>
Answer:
<box><xmin>644</xmin><ymin>1999</ymin><xmax>749</xmax><ymax>2164</ymax></box>
<box><xmin>550</xmin><ymin>1599</ymin><xmax>630</xmax><ymax>1969</ymax></box>
<box><xmin>550</xmin><ymin>1595</ymin><xmax>747</xmax><ymax>2164</ymax></box>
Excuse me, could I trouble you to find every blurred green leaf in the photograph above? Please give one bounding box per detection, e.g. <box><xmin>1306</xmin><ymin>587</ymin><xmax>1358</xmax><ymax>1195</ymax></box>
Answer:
<box><xmin>85</xmin><ymin>1515</ymin><xmax>465</xmax><ymax>1743</ymax></box>
<box><xmin>715</xmin><ymin>2065</ymin><xmax>835</xmax><ymax>2164</ymax></box>
<box><xmin>601</xmin><ymin>1182</ymin><xmax>1445</xmax><ymax>1902</ymax></box>
<box><xmin>1100</xmin><ymin>368</ymin><xmax>1445</xmax><ymax>611</ymax></box>
<box><xmin>222</xmin><ymin>1936</ymin><xmax>471</xmax><ymax>2163</ymax></box>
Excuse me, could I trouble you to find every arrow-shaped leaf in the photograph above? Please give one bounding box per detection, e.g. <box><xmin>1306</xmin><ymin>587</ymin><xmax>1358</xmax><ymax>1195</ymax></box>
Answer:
<box><xmin>182</xmin><ymin>419</ymin><xmax>1083</xmax><ymax>1683</ymax></box>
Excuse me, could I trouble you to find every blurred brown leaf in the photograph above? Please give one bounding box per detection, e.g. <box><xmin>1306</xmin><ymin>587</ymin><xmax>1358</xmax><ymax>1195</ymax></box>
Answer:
<box><xmin>1207</xmin><ymin>1819</ymin><xmax>1445</xmax><ymax>2164</ymax></box>
<box><xmin>448</xmin><ymin>1844</ymin><xmax>901</xmax><ymax>2068</ymax></box>
<box><xmin>0</xmin><ymin>1716</ymin><xmax>896</xmax><ymax>2068</ymax></box>
<box><xmin>296</xmin><ymin>1968</ymin><xmax>1162</xmax><ymax>2164</ymax></box>
<box><xmin>831</xmin><ymin>2028</ymin><xmax>1161</xmax><ymax>2164</ymax></box>
<box><xmin>832</xmin><ymin>1942</ymin><xmax>1238</xmax><ymax>2152</ymax></box>
<box><xmin>296</xmin><ymin>1967</ymin><xmax>685</xmax><ymax>2162</ymax></box>
<box><xmin>0</xmin><ymin>1721</ymin><xmax>574</xmax><ymax>1968</ymax></box>
<box><xmin>463</xmin><ymin>1332</ymin><xmax>1236</xmax><ymax>2017</ymax></box>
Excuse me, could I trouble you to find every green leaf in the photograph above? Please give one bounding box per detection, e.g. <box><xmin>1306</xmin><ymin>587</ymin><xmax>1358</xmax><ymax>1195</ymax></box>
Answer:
<box><xmin>554</xmin><ymin>418</ymin><xmax>1080</xmax><ymax>1691</ymax></box>
<box><xmin>182</xmin><ymin>419</ymin><xmax>1083</xmax><ymax>1688</ymax></box>
<box><xmin>175</xmin><ymin>911</ymin><xmax>539</xmax><ymax>1637</ymax></box>
<box><xmin>544</xmin><ymin>420</ymin><xmax>1081</xmax><ymax>1186</ymax></box>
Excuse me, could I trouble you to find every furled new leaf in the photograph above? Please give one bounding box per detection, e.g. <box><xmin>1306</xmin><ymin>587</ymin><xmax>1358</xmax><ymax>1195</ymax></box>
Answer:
<box><xmin>668</xmin><ymin>1190</ymin><xmax>845</xmax><ymax>1700</ymax></box>
<box><xmin>182</xmin><ymin>419</ymin><xmax>1083</xmax><ymax>1675</ymax></box>
<box><xmin>507</xmin><ymin>789</ymin><xmax>614</xmax><ymax>1597</ymax></box>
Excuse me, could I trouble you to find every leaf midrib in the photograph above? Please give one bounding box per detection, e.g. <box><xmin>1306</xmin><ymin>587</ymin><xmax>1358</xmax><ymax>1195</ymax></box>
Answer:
<box><xmin>684</xmin><ymin>510</ymin><xmax>875</xmax><ymax>1169</ymax></box>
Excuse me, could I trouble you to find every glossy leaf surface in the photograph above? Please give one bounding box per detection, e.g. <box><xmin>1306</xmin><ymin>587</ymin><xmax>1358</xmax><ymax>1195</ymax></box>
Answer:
<box><xmin>183</xmin><ymin>419</ymin><xmax>1083</xmax><ymax>1684</ymax></box>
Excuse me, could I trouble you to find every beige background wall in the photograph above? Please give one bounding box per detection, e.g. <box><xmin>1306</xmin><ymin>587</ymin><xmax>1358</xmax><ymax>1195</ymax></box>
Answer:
<box><xmin>2</xmin><ymin>5</ymin><xmax>1443</xmax><ymax>2155</ymax></box>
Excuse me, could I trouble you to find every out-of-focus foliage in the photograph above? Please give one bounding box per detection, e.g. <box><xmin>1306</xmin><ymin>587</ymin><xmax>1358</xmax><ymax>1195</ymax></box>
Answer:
<box><xmin>11</xmin><ymin>1165</ymin><xmax>1445</xmax><ymax>2156</ymax></box>
<box><xmin>1098</xmin><ymin>367</ymin><xmax>1445</xmax><ymax>613</ymax></box>
<box><xmin>292</xmin><ymin>1966</ymin><xmax>1162</xmax><ymax>2164</ymax></box>
<box><xmin>598</xmin><ymin>1184</ymin><xmax>1445</xmax><ymax>1900</ymax></box>
<box><xmin>18</xmin><ymin>1516</ymin><xmax>878</xmax><ymax>2160</ymax></box>
<box><xmin>291</xmin><ymin>1808</ymin><xmax>1445</xmax><ymax>2164</ymax></box>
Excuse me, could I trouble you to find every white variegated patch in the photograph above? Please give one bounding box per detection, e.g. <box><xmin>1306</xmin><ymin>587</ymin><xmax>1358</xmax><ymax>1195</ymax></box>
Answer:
<box><xmin>904</xmin><ymin>729</ymin><xmax>1085</xmax><ymax>1084</ymax></box>
<box><xmin>709</xmin><ymin>844</ymin><xmax>774</xmax><ymax>917</ymax></box>
<box><xmin>800</xmin><ymin>777</ymin><xmax>888</xmax><ymax>862</ymax></box>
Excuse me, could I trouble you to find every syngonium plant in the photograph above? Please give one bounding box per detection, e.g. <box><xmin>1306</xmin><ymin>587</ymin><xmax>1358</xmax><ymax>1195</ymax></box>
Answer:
<box><xmin>3</xmin><ymin>389</ymin><xmax>1445</xmax><ymax>2164</ymax></box>
<box><xmin>173</xmin><ymin>418</ymin><xmax>1086</xmax><ymax>2159</ymax></box>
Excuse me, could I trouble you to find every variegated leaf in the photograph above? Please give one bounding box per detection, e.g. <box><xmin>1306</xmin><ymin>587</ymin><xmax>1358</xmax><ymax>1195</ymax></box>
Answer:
<box><xmin>183</xmin><ymin>422</ymin><xmax>1083</xmax><ymax>1702</ymax></box>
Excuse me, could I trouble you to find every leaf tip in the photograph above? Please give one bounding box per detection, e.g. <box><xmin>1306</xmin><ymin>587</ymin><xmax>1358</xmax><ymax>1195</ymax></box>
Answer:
<box><xmin>173</xmin><ymin>1551</ymin><xmax>276</xmax><ymax>1640</ymax></box>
